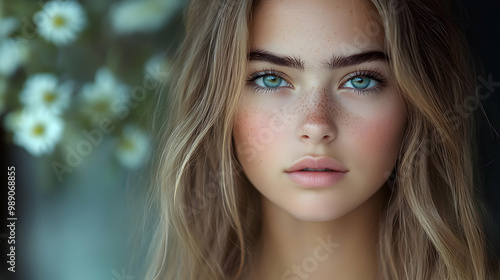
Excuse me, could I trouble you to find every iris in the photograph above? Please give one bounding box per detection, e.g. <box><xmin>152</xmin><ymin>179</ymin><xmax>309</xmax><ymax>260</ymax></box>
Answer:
<box><xmin>263</xmin><ymin>75</ymin><xmax>282</xmax><ymax>87</ymax></box>
<box><xmin>351</xmin><ymin>76</ymin><xmax>371</xmax><ymax>89</ymax></box>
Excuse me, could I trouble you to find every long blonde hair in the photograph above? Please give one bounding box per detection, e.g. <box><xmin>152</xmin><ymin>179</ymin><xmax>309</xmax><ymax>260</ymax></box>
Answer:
<box><xmin>141</xmin><ymin>0</ymin><xmax>500</xmax><ymax>279</ymax></box>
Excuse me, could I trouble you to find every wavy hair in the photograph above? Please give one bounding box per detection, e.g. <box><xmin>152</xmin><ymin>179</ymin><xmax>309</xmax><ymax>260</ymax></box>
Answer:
<box><xmin>141</xmin><ymin>0</ymin><xmax>500</xmax><ymax>279</ymax></box>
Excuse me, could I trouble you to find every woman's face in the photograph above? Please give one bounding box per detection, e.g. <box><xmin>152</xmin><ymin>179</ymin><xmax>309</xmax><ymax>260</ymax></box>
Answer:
<box><xmin>233</xmin><ymin>0</ymin><xmax>407</xmax><ymax>221</ymax></box>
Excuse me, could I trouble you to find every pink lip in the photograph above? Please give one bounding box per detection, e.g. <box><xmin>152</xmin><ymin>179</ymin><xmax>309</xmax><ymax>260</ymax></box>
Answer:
<box><xmin>286</xmin><ymin>170</ymin><xmax>347</xmax><ymax>188</ymax></box>
<box><xmin>285</xmin><ymin>156</ymin><xmax>348</xmax><ymax>188</ymax></box>
<box><xmin>285</xmin><ymin>156</ymin><xmax>348</xmax><ymax>172</ymax></box>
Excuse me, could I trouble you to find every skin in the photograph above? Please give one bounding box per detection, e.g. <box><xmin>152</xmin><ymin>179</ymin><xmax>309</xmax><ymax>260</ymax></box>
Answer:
<box><xmin>232</xmin><ymin>0</ymin><xmax>407</xmax><ymax>279</ymax></box>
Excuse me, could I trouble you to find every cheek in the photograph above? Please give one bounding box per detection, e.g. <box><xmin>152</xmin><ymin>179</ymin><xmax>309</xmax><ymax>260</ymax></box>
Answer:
<box><xmin>347</xmin><ymin>104</ymin><xmax>406</xmax><ymax>176</ymax></box>
<box><xmin>233</xmin><ymin>106</ymin><xmax>286</xmax><ymax>166</ymax></box>
<box><xmin>355</xmin><ymin>114</ymin><xmax>403</xmax><ymax>152</ymax></box>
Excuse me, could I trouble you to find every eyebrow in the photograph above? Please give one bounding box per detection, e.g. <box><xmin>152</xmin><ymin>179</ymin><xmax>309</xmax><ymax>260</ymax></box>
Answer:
<box><xmin>248</xmin><ymin>49</ymin><xmax>388</xmax><ymax>70</ymax></box>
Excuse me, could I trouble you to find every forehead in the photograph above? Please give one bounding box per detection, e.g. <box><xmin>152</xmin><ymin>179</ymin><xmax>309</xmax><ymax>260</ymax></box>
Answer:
<box><xmin>250</xmin><ymin>0</ymin><xmax>384</xmax><ymax>63</ymax></box>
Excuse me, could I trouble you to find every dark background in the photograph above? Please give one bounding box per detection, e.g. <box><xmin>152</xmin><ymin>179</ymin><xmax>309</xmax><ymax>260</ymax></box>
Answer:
<box><xmin>460</xmin><ymin>0</ymin><xmax>500</xmax><ymax>261</ymax></box>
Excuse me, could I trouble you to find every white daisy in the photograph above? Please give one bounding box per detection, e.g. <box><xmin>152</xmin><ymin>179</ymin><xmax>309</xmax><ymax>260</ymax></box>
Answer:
<box><xmin>20</xmin><ymin>74</ymin><xmax>73</xmax><ymax>115</ymax></box>
<box><xmin>110</xmin><ymin>0</ymin><xmax>184</xmax><ymax>35</ymax></box>
<box><xmin>0</xmin><ymin>38</ymin><xmax>28</xmax><ymax>77</ymax></box>
<box><xmin>80</xmin><ymin>67</ymin><xmax>129</xmax><ymax>124</ymax></box>
<box><xmin>115</xmin><ymin>124</ymin><xmax>150</xmax><ymax>169</ymax></box>
<box><xmin>144</xmin><ymin>53</ymin><xmax>172</xmax><ymax>84</ymax></box>
<box><xmin>33</xmin><ymin>0</ymin><xmax>87</xmax><ymax>46</ymax></box>
<box><xmin>13</xmin><ymin>109</ymin><xmax>64</xmax><ymax>156</ymax></box>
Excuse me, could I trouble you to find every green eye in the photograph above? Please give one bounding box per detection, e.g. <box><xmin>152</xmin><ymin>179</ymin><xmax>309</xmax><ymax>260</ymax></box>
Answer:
<box><xmin>247</xmin><ymin>70</ymin><xmax>292</xmax><ymax>93</ymax></box>
<box><xmin>344</xmin><ymin>76</ymin><xmax>379</xmax><ymax>89</ymax></box>
<box><xmin>256</xmin><ymin>74</ymin><xmax>288</xmax><ymax>88</ymax></box>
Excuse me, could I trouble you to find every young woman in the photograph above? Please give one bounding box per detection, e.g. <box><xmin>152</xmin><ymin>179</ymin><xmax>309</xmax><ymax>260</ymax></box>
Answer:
<box><xmin>142</xmin><ymin>0</ymin><xmax>500</xmax><ymax>279</ymax></box>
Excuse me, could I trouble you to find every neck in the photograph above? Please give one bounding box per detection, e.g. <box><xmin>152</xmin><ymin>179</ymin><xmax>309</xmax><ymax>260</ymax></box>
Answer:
<box><xmin>247</xmin><ymin>184</ymin><xmax>389</xmax><ymax>280</ymax></box>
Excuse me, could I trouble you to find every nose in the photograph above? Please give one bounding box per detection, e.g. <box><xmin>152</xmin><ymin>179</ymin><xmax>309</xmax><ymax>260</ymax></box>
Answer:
<box><xmin>296</xmin><ymin>88</ymin><xmax>337</xmax><ymax>144</ymax></box>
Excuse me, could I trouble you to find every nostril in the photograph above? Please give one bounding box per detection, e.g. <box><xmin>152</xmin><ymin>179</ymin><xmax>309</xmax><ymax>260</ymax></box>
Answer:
<box><xmin>298</xmin><ymin>121</ymin><xmax>336</xmax><ymax>144</ymax></box>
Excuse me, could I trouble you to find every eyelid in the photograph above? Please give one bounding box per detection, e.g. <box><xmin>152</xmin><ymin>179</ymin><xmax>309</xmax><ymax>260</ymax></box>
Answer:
<box><xmin>246</xmin><ymin>68</ymin><xmax>292</xmax><ymax>82</ymax></box>
<box><xmin>339</xmin><ymin>69</ymin><xmax>386</xmax><ymax>85</ymax></box>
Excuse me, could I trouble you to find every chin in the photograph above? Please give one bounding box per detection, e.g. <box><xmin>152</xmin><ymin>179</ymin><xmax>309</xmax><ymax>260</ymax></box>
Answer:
<box><xmin>287</xmin><ymin>204</ymin><xmax>352</xmax><ymax>222</ymax></box>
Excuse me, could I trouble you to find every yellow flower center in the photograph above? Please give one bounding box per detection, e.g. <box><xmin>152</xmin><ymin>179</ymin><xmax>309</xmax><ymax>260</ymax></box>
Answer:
<box><xmin>43</xmin><ymin>91</ymin><xmax>57</xmax><ymax>104</ymax></box>
<box><xmin>120</xmin><ymin>139</ymin><xmax>135</xmax><ymax>151</ymax></box>
<box><xmin>32</xmin><ymin>124</ymin><xmax>45</xmax><ymax>136</ymax></box>
<box><xmin>52</xmin><ymin>15</ymin><xmax>67</xmax><ymax>28</ymax></box>
<box><xmin>93</xmin><ymin>100</ymin><xmax>110</xmax><ymax>113</ymax></box>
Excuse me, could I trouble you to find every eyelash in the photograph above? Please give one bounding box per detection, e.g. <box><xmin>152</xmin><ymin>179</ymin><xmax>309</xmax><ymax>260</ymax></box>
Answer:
<box><xmin>245</xmin><ymin>68</ymin><xmax>386</xmax><ymax>95</ymax></box>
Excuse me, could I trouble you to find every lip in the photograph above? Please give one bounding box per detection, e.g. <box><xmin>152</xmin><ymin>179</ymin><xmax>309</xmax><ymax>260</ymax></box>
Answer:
<box><xmin>285</xmin><ymin>156</ymin><xmax>348</xmax><ymax>173</ymax></box>
<box><xmin>285</xmin><ymin>156</ymin><xmax>348</xmax><ymax>188</ymax></box>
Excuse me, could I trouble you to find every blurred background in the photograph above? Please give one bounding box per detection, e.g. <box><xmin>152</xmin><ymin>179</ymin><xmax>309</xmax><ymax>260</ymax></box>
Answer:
<box><xmin>0</xmin><ymin>0</ymin><xmax>187</xmax><ymax>279</ymax></box>
<box><xmin>0</xmin><ymin>0</ymin><xmax>498</xmax><ymax>280</ymax></box>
